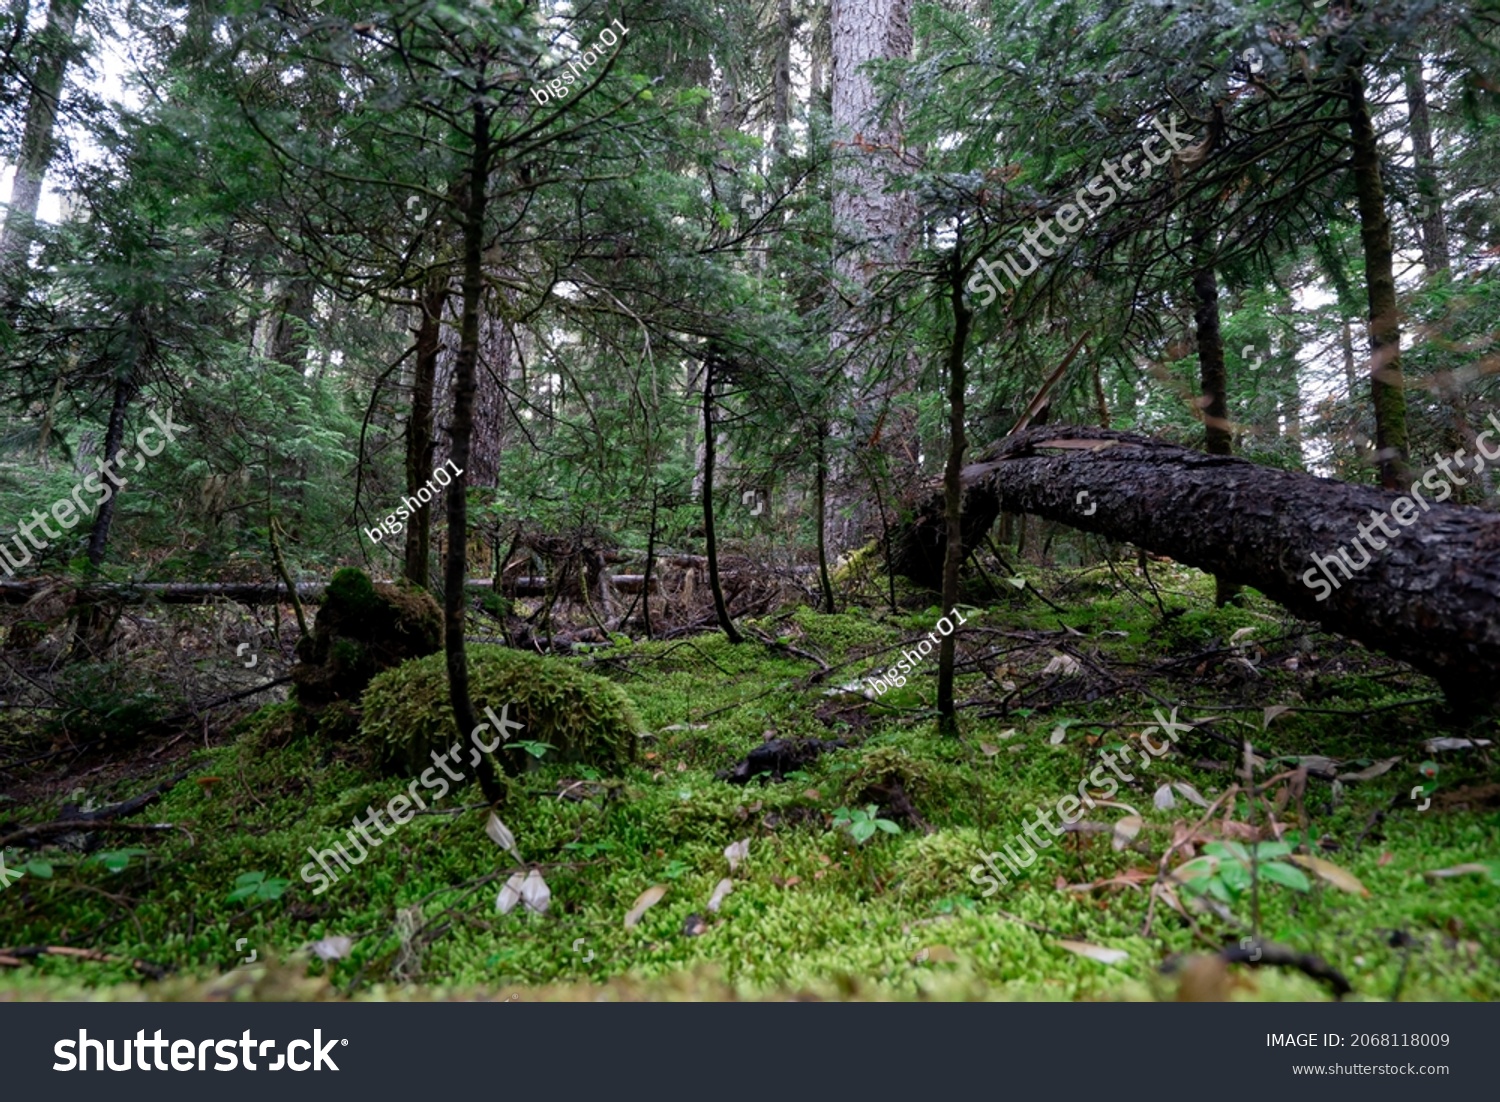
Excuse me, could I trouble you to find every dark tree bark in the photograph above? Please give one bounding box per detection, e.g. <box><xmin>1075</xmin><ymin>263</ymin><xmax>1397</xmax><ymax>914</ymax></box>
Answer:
<box><xmin>1404</xmin><ymin>61</ymin><xmax>1450</xmax><ymax>276</ymax></box>
<box><xmin>445</xmin><ymin>118</ymin><xmax>506</xmax><ymax>805</ymax></box>
<box><xmin>404</xmin><ymin>275</ymin><xmax>445</xmax><ymax>588</ymax></box>
<box><xmin>937</xmin><ymin>248</ymin><xmax>972</xmax><ymax>726</ymax></box>
<box><xmin>1191</xmin><ymin>250</ymin><xmax>1238</xmax><ymax>607</ymax></box>
<box><xmin>897</xmin><ymin>424</ymin><xmax>1500</xmax><ymax>709</ymax></box>
<box><xmin>701</xmin><ymin>355</ymin><xmax>742</xmax><ymax>644</ymax></box>
<box><xmin>1347</xmin><ymin>66</ymin><xmax>1411</xmax><ymax>491</ymax></box>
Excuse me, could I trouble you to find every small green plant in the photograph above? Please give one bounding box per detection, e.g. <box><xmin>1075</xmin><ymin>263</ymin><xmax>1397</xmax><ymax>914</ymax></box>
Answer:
<box><xmin>89</xmin><ymin>848</ymin><xmax>150</xmax><ymax>873</ymax></box>
<box><xmin>832</xmin><ymin>804</ymin><xmax>901</xmax><ymax>845</ymax></box>
<box><xmin>1172</xmin><ymin>841</ymin><xmax>1310</xmax><ymax>904</ymax></box>
<box><xmin>507</xmin><ymin>739</ymin><xmax>556</xmax><ymax>760</ymax></box>
<box><xmin>227</xmin><ymin>870</ymin><xmax>288</xmax><ymax>904</ymax></box>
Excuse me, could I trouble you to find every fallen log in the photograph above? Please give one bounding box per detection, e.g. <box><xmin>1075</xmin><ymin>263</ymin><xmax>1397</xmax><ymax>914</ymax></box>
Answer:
<box><xmin>895</xmin><ymin>425</ymin><xmax>1500</xmax><ymax>708</ymax></box>
<box><xmin>0</xmin><ymin>576</ymin><xmax>655</xmax><ymax>605</ymax></box>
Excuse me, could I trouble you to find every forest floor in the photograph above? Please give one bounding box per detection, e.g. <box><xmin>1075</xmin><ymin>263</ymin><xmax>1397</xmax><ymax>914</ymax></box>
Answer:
<box><xmin>1</xmin><ymin>562</ymin><xmax>1497</xmax><ymax>1001</ymax></box>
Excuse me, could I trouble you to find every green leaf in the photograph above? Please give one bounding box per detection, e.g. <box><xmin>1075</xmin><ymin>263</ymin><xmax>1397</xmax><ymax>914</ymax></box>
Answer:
<box><xmin>226</xmin><ymin>886</ymin><xmax>258</xmax><ymax>902</ymax></box>
<box><xmin>852</xmin><ymin>820</ymin><xmax>876</xmax><ymax>844</ymax></box>
<box><xmin>1255</xmin><ymin>842</ymin><xmax>1293</xmax><ymax>859</ymax></box>
<box><xmin>235</xmin><ymin>871</ymin><xmax>266</xmax><ymax>887</ymax></box>
<box><xmin>24</xmin><ymin>859</ymin><xmax>53</xmax><ymax>878</ymax></box>
<box><xmin>259</xmin><ymin>878</ymin><xmax>288</xmax><ymax>901</ymax></box>
<box><xmin>875</xmin><ymin>819</ymin><xmax>901</xmax><ymax>834</ymax></box>
<box><xmin>1258</xmin><ymin>861</ymin><xmax>1312</xmax><ymax>892</ymax></box>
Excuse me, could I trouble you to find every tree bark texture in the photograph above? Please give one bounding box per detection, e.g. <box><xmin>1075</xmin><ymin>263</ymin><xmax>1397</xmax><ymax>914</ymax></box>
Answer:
<box><xmin>896</xmin><ymin>424</ymin><xmax>1500</xmax><ymax>708</ymax></box>
<box><xmin>404</xmin><ymin>275</ymin><xmax>444</xmax><ymax>587</ymax></box>
<box><xmin>1404</xmin><ymin>61</ymin><xmax>1450</xmax><ymax>276</ymax></box>
<box><xmin>1347</xmin><ymin>67</ymin><xmax>1410</xmax><ymax>491</ymax></box>
<box><xmin>0</xmin><ymin>0</ymin><xmax>81</xmax><ymax>293</ymax></box>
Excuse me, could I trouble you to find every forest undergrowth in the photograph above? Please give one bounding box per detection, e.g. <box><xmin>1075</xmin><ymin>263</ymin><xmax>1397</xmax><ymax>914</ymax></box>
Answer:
<box><xmin>1</xmin><ymin>564</ymin><xmax>1496</xmax><ymax>1002</ymax></box>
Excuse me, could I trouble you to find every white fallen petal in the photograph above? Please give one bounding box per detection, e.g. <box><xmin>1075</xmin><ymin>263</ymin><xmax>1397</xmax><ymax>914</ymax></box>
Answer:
<box><xmin>724</xmin><ymin>838</ymin><xmax>750</xmax><ymax>873</ymax></box>
<box><xmin>485</xmin><ymin>811</ymin><xmax>523</xmax><ymax>862</ymax></box>
<box><xmin>310</xmin><ymin>936</ymin><xmax>353</xmax><ymax>961</ymax></box>
<box><xmin>496</xmin><ymin>872</ymin><xmax>526</xmax><ymax>914</ymax></box>
<box><xmin>1422</xmin><ymin>737</ymin><xmax>1493</xmax><ymax>752</ymax></box>
<box><xmin>1153</xmin><ymin>784</ymin><xmax>1176</xmax><ymax>811</ymax></box>
<box><xmin>1054</xmin><ymin>939</ymin><xmax>1128</xmax><ymax>965</ymax></box>
<box><xmin>519</xmin><ymin>869</ymin><xmax>551</xmax><ymax>915</ymax></box>
<box><xmin>1172</xmin><ymin>781</ymin><xmax>1211</xmax><ymax>808</ymax></box>
<box><xmin>1111</xmin><ymin>814</ymin><xmax>1143</xmax><ymax>852</ymax></box>
<box><xmin>707</xmin><ymin>878</ymin><xmax>734</xmax><ymax>913</ymax></box>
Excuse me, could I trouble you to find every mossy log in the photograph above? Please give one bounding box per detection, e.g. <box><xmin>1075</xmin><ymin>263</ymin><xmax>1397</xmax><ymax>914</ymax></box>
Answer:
<box><xmin>894</xmin><ymin>425</ymin><xmax>1500</xmax><ymax>708</ymax></box>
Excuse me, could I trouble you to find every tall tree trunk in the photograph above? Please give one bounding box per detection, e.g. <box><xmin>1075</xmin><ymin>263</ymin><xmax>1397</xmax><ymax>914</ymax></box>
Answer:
<box><xmin>826</xmin><ymin>0</ymin><xmax>914</xmax><ymax>555</ymax></box>
<box><xmin>1192</xmin><ymin>251</ymin><xmax>1238</xmax><ymax>606</ymax></box>
<box><xmin>701</xmin><ymin>356</ymin><xmax>742</xmax><ymax>644</ymax></box>
<box><xmin>937</xmin><ymin>249</ymin><xmax>972</xmax><ymax>728</ymax></box>
<box><xmin>815</xmin><ymin>419</ymin><xmax>835</xmax><ymax>613</ymax></box>
<box><xmin>1405</xmin><ymin>60</ymin><xmax>1449</xmax><ymax>276</ymax></box>
<box><xmin>71</xmin><ymin>369</ymin><xmax>134</xmax><ymax>657</ymax></box>
<box><xmin>405</xmin><ymin>275</ymin><xmax>445</xmax><ymax>588</ymax></box>
<box><xmin>85</xmin><ymin>372</ymin><xmax>133</xmax><ymax>568</ymax></box>
<box><xmin>0</xmin><ymin>0</ymin><xmax>81</xmax><ymax>298</ymax></box>
<box><xmin>445</xmin><ymin>112</ymin><xmax>506</xmax><ymax>806</ymax></box>
<box><xmin>772</xmin><ymin>0</ymin><xmax>793</xmax><ymax>160</ymax></box>
<box><xmin>1347</xmin><ymin>66</ymin><xmax>1410</xmax><ymax>491</ymax></box>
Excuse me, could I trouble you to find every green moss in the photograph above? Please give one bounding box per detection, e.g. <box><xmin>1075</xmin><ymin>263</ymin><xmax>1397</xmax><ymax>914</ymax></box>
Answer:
<box><xmin>359</xmin><ymin>648</ymin><xmax>646</xmax><ymax>775</ymax></box>
<box><xmin>4</xmin><ymin>562</ymin><xmax>1497</xmax><ymax>1002</ymax></box>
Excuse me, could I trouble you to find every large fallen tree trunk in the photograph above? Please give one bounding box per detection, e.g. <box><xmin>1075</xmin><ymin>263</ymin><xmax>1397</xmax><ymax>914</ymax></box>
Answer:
<box><xmin>894</xmin><ymin>425</ymin><xmax>1500</xmax><ymax>708</ymax></box>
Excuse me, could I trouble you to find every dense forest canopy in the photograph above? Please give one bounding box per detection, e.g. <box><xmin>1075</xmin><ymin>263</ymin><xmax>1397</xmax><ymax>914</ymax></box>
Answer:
<box><xmin>0</xmin><ymin>0</ymin><xmax>1495</xmax><ymax>1005</ymax></box>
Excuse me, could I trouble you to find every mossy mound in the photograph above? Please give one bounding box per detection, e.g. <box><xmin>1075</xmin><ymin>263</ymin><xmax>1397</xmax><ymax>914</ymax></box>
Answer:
<box><xmin>292</xmin><ymin>567</ymin><xmax>442</xmax><ymax>725</ymax></box>
<box><xmin>359</xmin><ymin>647</ymin><xmax>645</xmax><ymax>775</ymax></box>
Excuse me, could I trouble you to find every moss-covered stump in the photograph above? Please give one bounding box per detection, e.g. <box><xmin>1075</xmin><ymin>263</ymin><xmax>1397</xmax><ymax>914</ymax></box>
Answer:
<box><xmin>360</xmin><ymin>647</ymin><xmax>644</xmax><ymax>776</ymax></box>
<box><xmin>292</xmin><ymin>567</ymin><xmax>442</xmax><ymax>731</ymax></box>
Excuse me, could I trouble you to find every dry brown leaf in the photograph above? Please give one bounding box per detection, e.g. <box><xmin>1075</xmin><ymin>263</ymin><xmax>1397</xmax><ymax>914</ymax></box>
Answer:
<box><xmin>912</xmin><ymin>945</ymin><xmax>959</xmax><ymax>964</ymax></box>
<box><xmin>624</xmin><ymin>885</ymin><xmax>668</xmax><ymax>928</ymax></box>
<box><xmin>1287</xmin><ymin>854</ymin><xmax>1369</xmax><ymax>895</ymax></box>
<box><xmin>979</xmin><ymin>743</ymin><xmax>1000</xmax><ymax>757</ymax></box>
<box><xmin>1337</xmin><ymin>756</ymin><xmax>1402</xmax><ymax>782</ymax></box>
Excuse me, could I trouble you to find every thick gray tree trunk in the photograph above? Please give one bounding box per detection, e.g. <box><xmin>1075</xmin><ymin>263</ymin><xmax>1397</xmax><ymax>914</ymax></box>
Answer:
<box><xmin>0</xmin><ymin>0</ymin><xmax>81</xmax><ymax>293</ymax></box>
<box><xmin>895</xmin><ymin>425</ymin><xmax>1500</xmax><ymax>709</ymax></box>
<box><xmin>826</xmin><ymin>0</ymin><xmax>914</xmax><ymax>556</ymax></box>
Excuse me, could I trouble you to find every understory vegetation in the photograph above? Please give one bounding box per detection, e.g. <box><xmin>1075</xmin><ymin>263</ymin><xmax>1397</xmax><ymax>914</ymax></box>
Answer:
<box><xmin>3</xmin><ymin>565</ymin><xmax>1494</xmax><ymax>1002</ymax></box>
